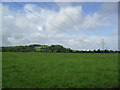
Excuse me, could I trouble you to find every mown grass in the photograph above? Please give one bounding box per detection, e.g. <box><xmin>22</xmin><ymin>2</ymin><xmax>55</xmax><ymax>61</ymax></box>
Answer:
<box><xmin>2</xmin><ymin>52</ymin><xmax>118</xmax><ymax>88</ymax></box>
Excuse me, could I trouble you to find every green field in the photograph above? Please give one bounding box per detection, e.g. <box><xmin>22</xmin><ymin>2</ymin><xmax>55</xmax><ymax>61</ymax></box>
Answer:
<box><xmin>2</xmin><ymin>52</ymin><xmax>118</xmax><ymax>88</ymax></box>
<box><xmin>35</xmin><ymin>46</ymin><xmax>49</xmax><ymax>52</ymax></box>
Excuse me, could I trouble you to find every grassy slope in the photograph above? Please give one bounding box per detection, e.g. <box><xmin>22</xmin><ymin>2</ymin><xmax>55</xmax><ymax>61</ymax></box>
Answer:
<box><xmin>2</xmin><ymin>52</ymin><xmax>118</xmax><ymax>88</ymax></box>
<box><xmin>35</xmin><ymin>46</ymin><xmax>48</xmax><ymax>51</ymax></box>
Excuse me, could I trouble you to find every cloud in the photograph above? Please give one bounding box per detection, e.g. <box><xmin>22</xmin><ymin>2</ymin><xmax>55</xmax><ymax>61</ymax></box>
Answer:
<box><xmin>1</xmin><ymin>2</ymin><xmax>118</xmax><ymax>50</ymax></box>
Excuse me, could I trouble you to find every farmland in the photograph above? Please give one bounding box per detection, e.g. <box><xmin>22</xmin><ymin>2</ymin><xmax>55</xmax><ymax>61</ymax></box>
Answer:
<box><xmin>2</xmin><ymin>52</ymin><xmax>118</xmax><ymax>88</ymax></box>
<box><xmin>35</xmin><ymin>46</ymin><xmax>49</xmax><ymax>52</ymax></box>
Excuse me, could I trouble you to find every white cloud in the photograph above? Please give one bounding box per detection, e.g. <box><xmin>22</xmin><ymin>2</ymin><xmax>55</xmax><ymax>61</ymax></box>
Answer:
<box><xmin>1</xmin><ymin>2</ymin><xmax>118</xmax><ymax>50</ymax></box>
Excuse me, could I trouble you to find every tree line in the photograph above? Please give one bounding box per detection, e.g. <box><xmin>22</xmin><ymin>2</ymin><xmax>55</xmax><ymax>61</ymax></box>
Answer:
<box><xmin>1</xmin><ymin>44</ymin><xmax>119</xmax><ymax>53</ymax></box>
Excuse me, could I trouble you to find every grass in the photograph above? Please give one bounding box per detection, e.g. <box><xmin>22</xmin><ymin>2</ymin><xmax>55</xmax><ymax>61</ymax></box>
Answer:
<box><xmin>35</xmin><ymin>46</ymin><xmax>49</xmax><ymax>51</ymax></box>
<box><xmin>0</xmin><ymin>52</ymin><xmax>2</xmax><ymax>89</ymax></box>
<box><xmin>2</xmin><ymin>52</ymin><xmax>118</xmax><ymax>88</ymax></box>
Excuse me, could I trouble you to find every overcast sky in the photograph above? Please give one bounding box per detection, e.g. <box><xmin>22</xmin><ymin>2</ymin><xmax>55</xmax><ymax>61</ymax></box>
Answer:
<box><xmin>1</xmin><ymin>2</ymin><xmax>118</xmax><ymax>50</ymax></box>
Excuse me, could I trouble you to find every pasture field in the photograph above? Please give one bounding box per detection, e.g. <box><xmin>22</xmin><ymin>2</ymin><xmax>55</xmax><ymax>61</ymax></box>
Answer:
<box><xmin>2</xmin><ymin>52</ymin><xmax>118</xmax><ymax>88</ymax></box>
<box><xmin>0</xmin><ymin>52</ymin><xmax>2</xmax><ymax>89</ymax></box>
<box><xmin>35</xmin><ymin>46</ymin><xmax>49</xmax><ymax>52</ymax></box>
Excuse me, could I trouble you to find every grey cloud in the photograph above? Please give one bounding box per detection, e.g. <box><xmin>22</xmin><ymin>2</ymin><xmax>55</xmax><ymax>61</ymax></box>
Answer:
<box><xmin>1</xmin><ymin>3</ymin><xmax>118</xmax><ymax>50</ymax></box>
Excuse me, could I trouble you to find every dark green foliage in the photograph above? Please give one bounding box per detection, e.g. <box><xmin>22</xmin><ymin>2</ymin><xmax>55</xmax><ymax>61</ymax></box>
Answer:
<box><xmin>44</xmin><ymin>45</ymin><xmax>71</xmax><ymax>53</ymax></box>
<box><xmin>2</xmin><ymin>46</ymin><xmax>36</xmax><ymax>52</ymax></box>
<box><xmin>1</xmin><ymin>44</ymin><xmax>119</xmax><ymax>53</ymax></box>
<box><xmin>2</xmin><ymin>44</ymin><xmax>73</xmax><ymax>53</ymax></box>
<box><xmin>29</xmin><ymin>44</ymin><xmax>47</xmax><ymax>47</ymax></box>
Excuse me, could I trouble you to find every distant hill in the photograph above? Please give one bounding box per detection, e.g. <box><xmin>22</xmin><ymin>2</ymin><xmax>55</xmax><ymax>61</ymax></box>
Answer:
<box><xmin>1</xmin><ymin>44</ymin><xmax>119</xmax><ymax>53</ymax></box>
<box><xmin>2</xmin><ymin>44</ymin><xmax>73</xmax><ymax>53</ymax></box>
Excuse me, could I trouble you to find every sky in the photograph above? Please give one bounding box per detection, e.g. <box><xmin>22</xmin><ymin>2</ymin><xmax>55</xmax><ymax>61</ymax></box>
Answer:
<box><xmin>1</xmin><ymin>2</ymin><xmax>118</xmax><ymax>50</ymax></box>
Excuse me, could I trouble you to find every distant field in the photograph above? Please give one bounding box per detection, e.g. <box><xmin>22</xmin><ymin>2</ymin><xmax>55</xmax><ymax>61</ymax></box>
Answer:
<box><xmin>35</xmin><ymin>46</ymin><xmax>49</xmax><ymax>52</ymax></box>
<box><xmin>2</xmin><ymin>52</ymin><xmax>118</xmax><ymax>88</ymax></box>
